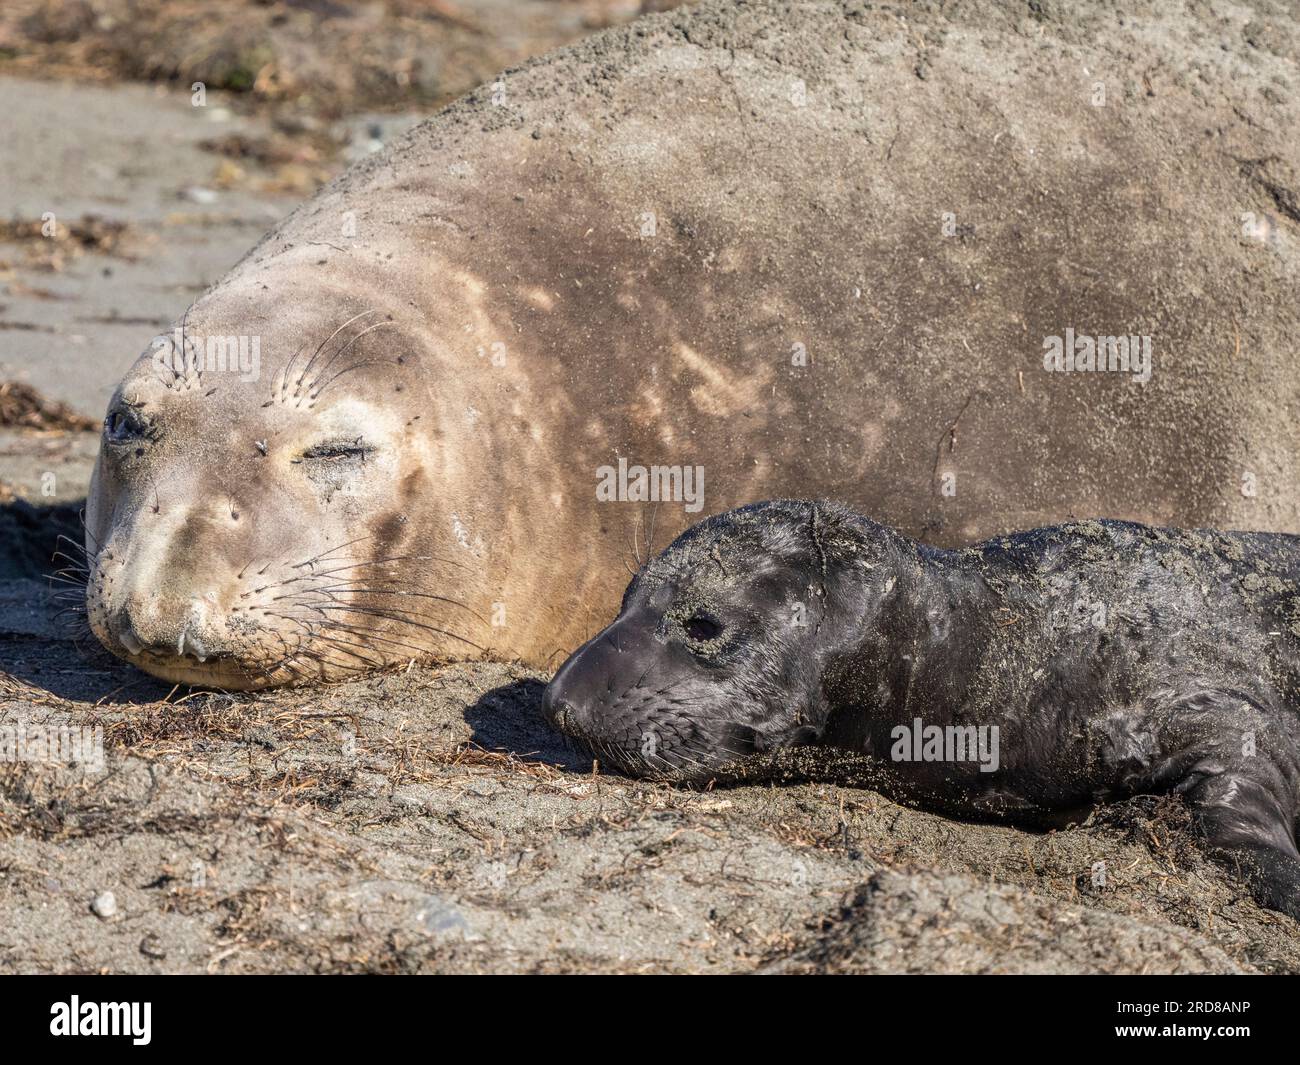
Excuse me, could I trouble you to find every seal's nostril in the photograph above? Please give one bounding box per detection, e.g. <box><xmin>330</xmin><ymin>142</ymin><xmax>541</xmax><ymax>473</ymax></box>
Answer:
<box><xmin>118</xmin><ymin>623</ymin><xmax>145</xmax><ymax>657</ymax></box>
<box><xmin>178</xmin><ymin>626</ymin><xmax>210</xmax><ymax>663</ymax></box>
<box><xmin>544</xmin><ymin>693</ymin><xmax>578</xmax><ymax>733</ymax></box>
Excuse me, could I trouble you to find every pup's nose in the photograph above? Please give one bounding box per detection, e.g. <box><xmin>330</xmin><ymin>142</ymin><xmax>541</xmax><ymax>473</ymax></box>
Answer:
<box><xmin>541</xmin><ymin>689</ymin><xmax>579</xmax><ymax>734</ymax></box>
<box><xmin>544</xmin><ymin>622</ymin><xmax>634</xmax><ymax>735</ymax></box>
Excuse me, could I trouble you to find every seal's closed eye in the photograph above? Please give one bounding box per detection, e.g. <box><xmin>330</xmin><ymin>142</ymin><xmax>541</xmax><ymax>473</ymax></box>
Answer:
<box><xmin>301</xmin><ymin>438</ymin><xmax>373</xmax><ymax>463</ymax></box>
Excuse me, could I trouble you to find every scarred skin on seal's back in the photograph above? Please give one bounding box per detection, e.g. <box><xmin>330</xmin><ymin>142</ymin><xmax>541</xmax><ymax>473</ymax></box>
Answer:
<box><xmin>543</xmin><ymin>500</ymin><xmax>1300</xmax><ymax>919</ymax></box>
<box><xmin>86</xmin><ymin>0</ymin><xmax>1300</xmax><ymax>687</ymax></box>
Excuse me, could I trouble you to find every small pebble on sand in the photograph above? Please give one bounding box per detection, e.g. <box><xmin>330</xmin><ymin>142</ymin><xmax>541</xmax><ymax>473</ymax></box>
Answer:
<box><xmin>91</xmin><ymin>891</ymin><xmax>117</xmax><ymax>919</ymax></box>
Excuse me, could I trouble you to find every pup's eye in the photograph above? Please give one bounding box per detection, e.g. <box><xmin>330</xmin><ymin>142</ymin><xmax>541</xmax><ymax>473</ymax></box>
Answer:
<box><xmin>301</xmin><ymin>438</ymin><xmax>372</xmax><ymax>462</ymax></box>
<box><xmin>684</xmin><ymin>614</ymin><xmax>723</xmax><ymax>641</ymax></box>
<box><xmin>104</xmin><ymin>408</ymin><xmax>148</xmax><ymax>443</ymax></box>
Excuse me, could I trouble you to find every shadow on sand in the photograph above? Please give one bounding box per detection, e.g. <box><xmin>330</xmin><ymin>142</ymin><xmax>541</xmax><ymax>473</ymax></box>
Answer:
<box><xmin>462</xmin><ymin>677</ymin><xmax>593</xmax><ymax>773</ymax></box>
<box><xmin>0</xmin><ymin>497</ymin><xmax>187</xmax><ymax>705</ymax></box>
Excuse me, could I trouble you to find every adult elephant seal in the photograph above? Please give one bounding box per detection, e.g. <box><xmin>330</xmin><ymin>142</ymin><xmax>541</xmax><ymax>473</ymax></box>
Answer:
<box><xmin>541</xmin><ymin>500</ymin><xmax>1300</xmax><ymax>919</ymax></box>
<box><xmin>87</xmin><ymin>0</ymin><xmax>1300</xmax><ymax>688</ymax></box>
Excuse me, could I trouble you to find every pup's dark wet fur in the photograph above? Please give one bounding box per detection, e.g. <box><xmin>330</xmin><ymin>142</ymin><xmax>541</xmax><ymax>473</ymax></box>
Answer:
<box><xmin>543</xmin><ymin>500</ymin><xmax>1300</xmax><ymax>919</ymax></box>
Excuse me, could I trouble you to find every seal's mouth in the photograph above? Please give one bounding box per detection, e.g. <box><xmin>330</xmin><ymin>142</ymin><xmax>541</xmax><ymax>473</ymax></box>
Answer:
<box><xmin>96</xmin><ymin>608</ymin><xmax>274</xmax><ymax>688</ymax></box>
<box><xmin>545</xmin><ymin>688</ymin><xmax>829</xmax><ymax>785</ymax></box>
<box><xmin>102</xmin><ymin>618</ymin><xmax>402</xmax><ymax>689</ymax></box>
<box><xmin>92</xmin><ymin>600</ymin><xmax>334</xmax><ymax>690</ymax></box>
<box><xmin>107</xmin><ymin>639</ymin><xmax>297</xmax><ymax>690</ymax></box>
<box><xmin>83</xmin><ymin>533</ymin><xmax>482</xmax><ymax>689</ymax></box>
<box><xmin>124</xmin><ymin>653</ymin><xmax>261</xmax><ymax>689</ymax></box>
<box><xmin>117</xmin><ymin>625</ymin><xmax>219</xmax><ymax>664</ymax></box>
<box><xmin>541</xmin><ymin>682</ymin><xmax>773</xmax><ymax>785</ymax></box>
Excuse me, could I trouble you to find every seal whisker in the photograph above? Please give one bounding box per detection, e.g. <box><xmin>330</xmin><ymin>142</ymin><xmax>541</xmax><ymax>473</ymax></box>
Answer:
<box><xmin>292</xmin><ymin>647</ymin><xmax>373</xmax><ymax>680</ymax></box>
<box><xmin>302</xmin><ymin>637</ymin><xmax>387</xmax><ymax>671</ymax></box>
<box><xmin>287</xmin><ymin>585</ymin><xmax>486</xmax><ymax>622</ymax></box>
<box><xmin>292</xmin><ymin>534</ymin><xmax>378</xmax><ymax>570</ymax></box>
<box><xmin>637</xmin><ymin>738</ymin><xmax>717</xmax><ymax>780</ymax></box>
<box><xmin>310</xmin><ymin>624</ymin><xmax>432</xmax><ymax>663</ymax></box>
<box><xmin>643</xmin><ymin>505</ymin><xmax>660</xmax><ymax>566</ymax></box>
<box><xmin>276</xmin><ymin>341</ymin><xmax>310</xmax><ymax>402</ymax></box>
<box><xmin>301</xmin><ymin>603</ymin><xmax>484</xmax><ymax>652</ymax></box>
<box><xmin>258</xmin><ymin>630</ymin><xmax>319</xmax><ymax>683</ymax></box>
<box><xmin>262</xmin><ymin>624</ymin><xmax>371</xmax><ymax>681</ymax></box>
<box><xmin>310</xmin><ymin>360</ymin><xmax>404</xmax><ymax>404</ymax></box>
<box><xmin>78</xmin><ymin>509</ymin><xmax>102</xmax><ymax>556</ymax></box>
<box><xmin>297</xmin><ymin>308</ymin><xmax>379</xmax><ymax>394</ymax></box>
<box><xmin>54</xmin><ymin>533</ymin><xmax>91</xmax><ymax>561</ymax></box>
<box><xmin>278</xmin><ymin>553</ymin><xmax>472</xmax><ymax>579</ymax></box>
<box><xmin>305</xmin><ymin>319</ymin><xmax>394</xmax><ymax>389</ymax></box>
<box><xmin>270</xmin><ymin>609</ymin><xmax>436</xmax><ymax>661</ymax></box>
<box><xmin>649</xmin><ymin>674</ymin><xmax>702</xmax><ymax>699</ymax></box>
<box><xmin>278</xmin><ymin>585</ymin><xmax>480</xmax><ymax>622</ymax></box>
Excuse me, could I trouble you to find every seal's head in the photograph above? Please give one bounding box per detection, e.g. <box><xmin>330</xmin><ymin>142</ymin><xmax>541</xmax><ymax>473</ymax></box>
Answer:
<box><xmin>542</xmin><ymin>500</ymin><xmax>900</xmax><ymax>783</ymax></box>
<box><xmin>84</xmin><ymin>273</ymin><xmax>487</xmax><ymax>689</ymax></box>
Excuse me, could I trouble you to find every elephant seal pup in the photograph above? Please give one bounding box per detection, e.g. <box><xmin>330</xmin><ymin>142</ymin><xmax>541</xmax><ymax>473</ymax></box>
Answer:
<box><xmin>542</xmin><ymin>500</ymin><xmax>1300</xmax><ymax>918</ymax></box>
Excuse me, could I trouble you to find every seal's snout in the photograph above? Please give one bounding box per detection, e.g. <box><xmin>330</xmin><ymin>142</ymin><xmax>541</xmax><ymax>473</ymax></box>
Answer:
<box><xmin>542</xmin><ymin>611</ymin><xmax>760</xmax><ymax>783</ymax></box>
<box><xmin>109</xmin><ymin>595</ymin><xmax>228</xmax><ymax>667</ymax></box>
<box><xmin>541</xmin><ymin>691</ymin><xmax>579</xmax><ymax>735</ymax></box>
<box><xmin>543</xmin><ymin>622</ymin><xmax>638</xmax><ymax>742</ymax></box>
<box><xmin>542</xmin><ymin>649</ymin><xmax>602</xmax><ymax>740</ymax></box>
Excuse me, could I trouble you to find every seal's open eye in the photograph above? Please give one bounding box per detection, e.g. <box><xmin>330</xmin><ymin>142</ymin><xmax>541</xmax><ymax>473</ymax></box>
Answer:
<box><xmin>104</xmin><ymin>407</ymin><xmax>148</xmax><ymax>444</ymax></box>
<box><xmin>684</xmin><ymin>614</ymin><xmax>723</xmax><ymax>641</ymax></box>
<box><xmin>301</xmin><ymin>438</ymin><xmax>373</xmax><ymax>463</ymax></box>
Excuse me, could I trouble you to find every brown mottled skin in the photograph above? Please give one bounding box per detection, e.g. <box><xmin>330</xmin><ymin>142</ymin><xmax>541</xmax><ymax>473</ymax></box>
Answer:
<box><xmin>88</xmin><ymin>0</ymin><xmax>1300</xmax><ymax>688</ymax></box>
